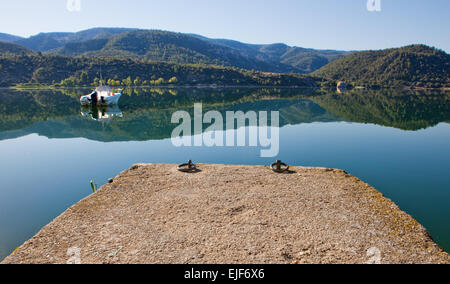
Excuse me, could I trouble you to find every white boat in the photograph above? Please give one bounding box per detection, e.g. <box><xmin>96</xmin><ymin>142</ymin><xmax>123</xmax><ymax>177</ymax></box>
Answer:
<box><xmin>80</xmin><ymin>85</ymin><xmax>122</xmax><ymax>106</ymax></box>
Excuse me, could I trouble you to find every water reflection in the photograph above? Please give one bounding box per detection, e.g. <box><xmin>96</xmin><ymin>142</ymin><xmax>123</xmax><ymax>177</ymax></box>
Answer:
<box><xmin>81</xmin><ymin>105</ymin><xmax>123</xmax><ymax>122</ymax></box>
<box><xmin>0</xmin><ymin>87</ymin><xmax>449</xmax><ymax>142</ymax></box>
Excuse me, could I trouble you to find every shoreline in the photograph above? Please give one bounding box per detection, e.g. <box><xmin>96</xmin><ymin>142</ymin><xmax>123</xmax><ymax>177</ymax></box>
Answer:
<box><xmin>5</xmin><ymin>85</ymin><xmax>320</xmax><ymax>90</ymax></box>
<box><xmin>2</xmin><ymin>163</ymin><xmax>449</xmax><ymax>264</ymax></box>
<box><xmin>3</xmin><ymin>84</ymin><xmax>449</xmax><ymax>91</ymax></box>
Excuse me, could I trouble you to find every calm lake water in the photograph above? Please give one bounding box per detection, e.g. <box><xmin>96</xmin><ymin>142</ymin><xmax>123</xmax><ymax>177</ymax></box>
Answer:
<box><xmin>0</xmin><ymin>87</ymin><xmax>449</xmax><ymax>261</ymax></box>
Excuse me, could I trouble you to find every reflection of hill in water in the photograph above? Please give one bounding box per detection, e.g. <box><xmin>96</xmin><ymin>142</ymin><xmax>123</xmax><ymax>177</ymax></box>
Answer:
<box><xmin>0</xmin><ymin>100</ymin><xmax>340</xmax><ymax>142</ymax></box>
<box><xmin>310</xmin><ymin>89</ymin><xmax>450</xmax><ymax>130</ymax></box>
<box><xmin>0</xmin><ymin>87</ymin><xmax>311</xmax><ymax>132</ymax></box>
<box><xmin>0</xmin><ymin>90</ymin><xmax>79</xmax><ymax>132</ymax></box>
<box><xmin>0</xmin><ymin>88</ymin><xmax>449</xmax><ymax>142</ymax></box>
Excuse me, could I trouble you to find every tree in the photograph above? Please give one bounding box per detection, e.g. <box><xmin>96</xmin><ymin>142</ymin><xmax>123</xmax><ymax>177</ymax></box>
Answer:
<box><xmin>61</xmin><ymin>77</ymin><xmax>76</xmax><ymax>87</ymax></box>
<box><xmin>124</xmin><ymin>76</ymin><xmax>132</xmax><ymax>86</ymax></box>
<box><xmin>79</xmin><ymin>71</ymin><xmax>89</xmax><ymax>85</ymax></box>
<box><xmin>168</xmin><ymin>77</ymin><xmax>178</xmax><ymax>84</ymax></box>
<box><xmin>32</xmin><ymin>67</ymin><xmax>47</xmax><ymax>83</ymax></box>
<box><xmin>155</xmin><ymin>78</ymin><xmax>165</xmax><ymax>85</ymax></box>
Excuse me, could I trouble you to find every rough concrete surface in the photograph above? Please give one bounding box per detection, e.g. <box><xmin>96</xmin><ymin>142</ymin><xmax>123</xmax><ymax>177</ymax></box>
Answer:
<box><xmin>2</xmin><ymin>164</ymin><xmax>449</xmax><ymax>264</ymax></box>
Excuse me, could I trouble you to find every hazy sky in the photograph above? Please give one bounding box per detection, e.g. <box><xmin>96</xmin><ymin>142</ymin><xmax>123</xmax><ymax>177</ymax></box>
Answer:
<box><xmin>1</xmin><ymin>0</ymin><xmax>449</xmax><ymax>52</ymax></box>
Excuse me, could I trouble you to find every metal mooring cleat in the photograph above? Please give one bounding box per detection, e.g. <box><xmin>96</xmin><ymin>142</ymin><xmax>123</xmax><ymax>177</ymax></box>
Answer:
<box><xmin>271</xmin><ymin>160</ymin><xmax>290</xmax><ymax>173</ymax></box>
<box><xmin>177</xmin><ymin>160</ymin><xmax>198</xmax><ymax>173</ymax></box>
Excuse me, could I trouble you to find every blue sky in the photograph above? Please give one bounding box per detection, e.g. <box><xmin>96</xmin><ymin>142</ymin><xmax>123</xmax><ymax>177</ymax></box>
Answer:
<box><xmin>1</xmin><ymin>0</ymin><xmax>449</xmax><ymax>52</ymax></box>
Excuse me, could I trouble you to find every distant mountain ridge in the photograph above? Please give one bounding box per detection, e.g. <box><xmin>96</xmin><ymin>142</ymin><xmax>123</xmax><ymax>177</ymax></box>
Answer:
<box><xmin>0</xmin><ymin>28</ymin><xmax>349</xmax><ymax>73</ymax></box>
<box><xmin>1</xmin><ymin>28</ymin><xmax>448</xmax><ymax>88</ymax></box>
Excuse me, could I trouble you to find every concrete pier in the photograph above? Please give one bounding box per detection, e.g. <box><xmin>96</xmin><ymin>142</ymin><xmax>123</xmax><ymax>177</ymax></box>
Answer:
<box><xmin>2</xmin><ymin>164</ymin><xmax>449</xmax><ymax>264</ymax></box>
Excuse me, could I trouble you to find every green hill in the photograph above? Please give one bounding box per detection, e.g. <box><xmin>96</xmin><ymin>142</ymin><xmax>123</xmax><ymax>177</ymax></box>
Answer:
<box><xmin>15</xmin><ymin>28</ymin><xmax>136</xmax><ymax>52</ymax></box>
<box><xmin>14</xmin><ymin>28</ymin><xmax>347</xmax><ymax>73</ymax></box>
<box><xmin>0</xmin><ymin>53</ymin><xmax>317</xmax><ymax>87</ymax></box>
<box><xmin>0</xmin><ymin>42</ymin><xmax>31</xmax><ymax>55</ymax></box>
<box><xmin>190</xmin><ymin>37</ymin><xmax>348</xmax><ymax>73</ymax></box>
<box><xmin>313</xmin><ymin>45</ymin><xmax>450</xmax><ymax>88</ymax></box>
<box><xmin>4</xmin><ymin>30</ymin><xmax>448</xmax><ymax>87</ymax></box>
<box><xmin>53</xmin><ymin>30</ymin><xmax>279</xmax><ymax>71</ymax></box>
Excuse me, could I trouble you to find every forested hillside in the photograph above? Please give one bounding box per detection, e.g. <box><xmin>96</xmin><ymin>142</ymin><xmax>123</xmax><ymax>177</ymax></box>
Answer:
<box><xmin>0</xmin><ymin>28</ymin><xmax>347</xmax><ymax>73</ymax></box>
<box><xmin>14</xmin><ymin>28</ymin><xmax>136</xmax><ymax>52</ymax></box>
<box><xmin>0</xmin><ymin>42</ymin><xmax>31</xmax><ymax>55</ymax></box>
<box><xmin>51</xmin><ymin>30</ymin><xmax>348</xmax><ymax>73</ymax></box>
<box><xmin>1</xmin><ymin>28</ymin><xmax>448</xmax><ymax>88</ymax></box>
<box><xmin>0</xmin><ymin>53</ymin><xmax>317</xmax><ymax>87</ymax></box>
<box><xmin>314</xmin><ymin>45</ymin><xmax>450</xmax><ymax>88</ymax></box>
